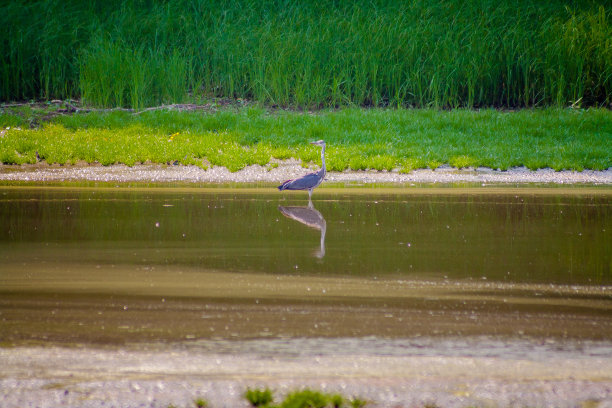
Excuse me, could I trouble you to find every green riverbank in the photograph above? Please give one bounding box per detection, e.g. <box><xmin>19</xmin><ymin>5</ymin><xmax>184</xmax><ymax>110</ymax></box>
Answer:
<box><xmin>1</xmin><ymin>103</ymin><xmax>610</xmax><ymax>172</ymax></box>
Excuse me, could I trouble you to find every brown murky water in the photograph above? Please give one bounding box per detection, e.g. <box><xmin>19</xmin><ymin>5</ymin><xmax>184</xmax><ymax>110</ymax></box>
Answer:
<box><xmin>1</xmin><ymin>185</ymin><xmax>610</xmax><ymax>345</ymax></box>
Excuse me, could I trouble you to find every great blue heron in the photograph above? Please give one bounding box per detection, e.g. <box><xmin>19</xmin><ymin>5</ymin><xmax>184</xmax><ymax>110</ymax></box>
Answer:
<box><xmin>278</xmin><ymin>140</ymin><xmax>326</xmax><ymax>200</ymax></box>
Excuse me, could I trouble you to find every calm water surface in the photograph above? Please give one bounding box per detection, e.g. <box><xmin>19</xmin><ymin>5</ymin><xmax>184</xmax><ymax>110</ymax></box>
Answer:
<box><xmin>1</xmin><ymin>185</ymin><xmax>611</xmax><ymax>345</ymax></box>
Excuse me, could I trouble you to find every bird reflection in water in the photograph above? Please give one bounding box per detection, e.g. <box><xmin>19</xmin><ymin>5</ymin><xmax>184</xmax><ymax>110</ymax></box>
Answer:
<box><xmin>278</xmin><ymin>201</ymin><xmax>327</xmax><ymax>258</ymax></box>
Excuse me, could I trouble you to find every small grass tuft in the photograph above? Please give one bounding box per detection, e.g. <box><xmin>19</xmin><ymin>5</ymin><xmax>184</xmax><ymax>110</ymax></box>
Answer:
<box><xmin>329</xmin><ymin>393</ymin><xmax>344</xmax><ymax>408</ymax></box>
<box><xmin>245</xmin><ymin>388</ymin><xmax>274</xmax><ymax>407</ymax></box>
<box><xmin>281</xmin><ymin>389</ymin><xmax>330</xmax><ymax>408</ymax></box>
<box><xmin>449</xmin><ymin>155</ymin><xmax>479</xmax><ymax>169</ymax></box>
<box><xmin>194</xmin><ymin>397</ymin><xmax>208</xmax><ymax>408</ymax></box>
<box><xmin>349</xmin><ymin>398</ymin><xmax>368</xmax><ymax>408</ymax></box>
<box><xmin>242</xmin><ymin>387</ymin><xmax>369</xmax><ymax>408</ymax></box>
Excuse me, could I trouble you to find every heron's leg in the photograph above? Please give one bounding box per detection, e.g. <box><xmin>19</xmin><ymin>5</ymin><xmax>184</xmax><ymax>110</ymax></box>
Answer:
<box><xmin>308</xmin><ymin>189</ymin><xmax>313</xmax><ymax>201</ymax></box>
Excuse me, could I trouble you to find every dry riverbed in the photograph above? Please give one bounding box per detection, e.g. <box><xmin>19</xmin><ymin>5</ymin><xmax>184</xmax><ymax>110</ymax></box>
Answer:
<box><xmin>1</xmin><ymin>161</ymin><xmax>611</xmax><ymax>184</ymax></box>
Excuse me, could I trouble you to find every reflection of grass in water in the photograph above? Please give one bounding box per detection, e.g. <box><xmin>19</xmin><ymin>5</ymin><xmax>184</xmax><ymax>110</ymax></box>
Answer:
<box><xmin>1</xmin><ymin>106</ymin><xmax>610</xmax><ymax>172</ymax></box>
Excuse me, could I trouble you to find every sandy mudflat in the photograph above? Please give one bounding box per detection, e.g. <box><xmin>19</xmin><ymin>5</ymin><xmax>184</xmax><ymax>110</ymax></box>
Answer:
<box><xmin>1</xmin><ymin>161</ymin><xmax>611</xmax><ymax>184</ymax></box>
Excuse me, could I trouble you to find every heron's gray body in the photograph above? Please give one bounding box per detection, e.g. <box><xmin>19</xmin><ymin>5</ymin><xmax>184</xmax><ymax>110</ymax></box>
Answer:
<box><xmin>278</xmin><ymin>140</ymin><xmax>326</xmax><ymax>199</ymax></box>
<box><xmin>278</xmin><ymin>168</ymin><xmax>325</xmax><ymax>191</ymax></box>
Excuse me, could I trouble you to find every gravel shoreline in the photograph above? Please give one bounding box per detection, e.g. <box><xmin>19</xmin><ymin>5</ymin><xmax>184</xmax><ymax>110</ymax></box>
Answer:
<box><xmin>2</xmin><ymin>340</ymin><xmax>612</xmax><ymax>408</ymax></box>
<box><xmin>1</xmin><ymin>161</ymin><xmax>611</xmax><ymax>184</ymax></box>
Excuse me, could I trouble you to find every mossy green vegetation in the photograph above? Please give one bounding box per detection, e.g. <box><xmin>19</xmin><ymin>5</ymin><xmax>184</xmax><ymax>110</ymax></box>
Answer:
<box><xmin>1</xmin><ymin>105</ymin><xmax>610</xmax><ymax>172</ymax></box>
<box><xmin>1</xmin><ymin>0</ymin><xmax>610</xmax><ymax>109</ymax></box>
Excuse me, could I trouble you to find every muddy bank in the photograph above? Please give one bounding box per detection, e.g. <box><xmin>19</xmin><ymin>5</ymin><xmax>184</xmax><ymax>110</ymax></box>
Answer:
<box><xmin>3</xmin><ymin>270</ymin><xmax>612</xmax><ymax>344</ymax></box>
<box><xmin>1</xmin><ymin>161</ymin><xmax>611</xmax><ymax>184</ymax></box>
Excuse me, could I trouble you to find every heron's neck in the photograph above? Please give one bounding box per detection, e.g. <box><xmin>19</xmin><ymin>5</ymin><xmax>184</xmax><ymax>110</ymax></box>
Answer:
<box><xmin>320</xmin><ymin>145</ymin><xmax>326</xmax><ymax>174</ymax></box>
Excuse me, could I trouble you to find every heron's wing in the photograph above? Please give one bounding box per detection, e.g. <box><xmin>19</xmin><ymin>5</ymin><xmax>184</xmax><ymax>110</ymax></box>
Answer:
<box><xmin>279</xmin><ymin>172</ymin><xmax>321</xmax><ymax>191</ymax></box>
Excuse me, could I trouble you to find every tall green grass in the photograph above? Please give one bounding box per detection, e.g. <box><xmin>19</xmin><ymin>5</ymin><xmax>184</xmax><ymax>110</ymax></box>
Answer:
<box><xmin>79</xmin><ymin>40</ymin><xmax>189</xmax><ymax>109</ymax></box>
<box><xmin>1</xmin><ymin>0</ymin><xmax>610</xmax><ymax>109</ymax></box>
